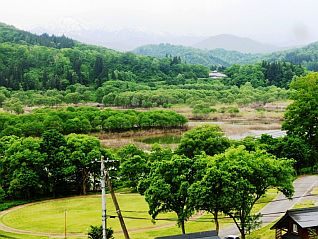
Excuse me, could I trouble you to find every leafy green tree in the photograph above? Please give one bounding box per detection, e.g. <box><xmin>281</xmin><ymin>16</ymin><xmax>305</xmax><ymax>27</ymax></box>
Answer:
<box><xmin>214</xmin><ymin>146</ymin><xmax>295</xmax><ymax>239</ymax></box>
<box><xmin>258</xmin><ymin>135</ymin><xmax>312</xmax><ymax>172</ymax></box>
<box><xmin>117</xmin><ymin>144</ymin><xmax>146</xmax><ymax>161</ymax></box>
<box><xmin>0</xmin><ymin>92</ymin><xmax>7</xmax><ymax>107</ymax></box>
<box><xmin>283</xmin><ymin>73</ymin><xmax>318</xmax><ymax>170</ymax></box>
<box><xmin>143</xmin><ymin>155</ymin><xmax>196</xmax><ymax>234</ymax></box>
<box><xmin>40</xmin><ymin>130</ymin><xmax>69</xmax><ymax>197</ymax></box>
<box><xmin>119</xmin><ymin>155</ymin><xmax>148</xmax><ymax>191</ymax></box>
<box><xmin>191</xmin><ymin>101</ymin><xmax>215</xmax><ymax>119</ymax></box>
<box><xmin>177</xmin><ymin>125</ymin><xmax>230</xmax><ymax>158</ymax></box>
<box><xmin>188</xmin><ymin>161</ymin><xmax>232</xmax><ymax>234</ymax></box>
<box><xmin>66</xmin><ymin>134</ymin><xmax>101</xmax><ymax>195</ymax></box>
<box><xmin>3</xmin><ymin>98</ymin><xmax>24</xmax><ymax>114</ymax></box>
<box><xmin>0</xmin><ymin>186</ymin><xmax>5</xmax><ymax>202</ymax></box>
<box><xmin>117</xmin><ymin>144</ymin><xmax>148</xmax><ymax>190</ymax></box>
<box><xmin>1</xmin><ymin>137</ymin><xmax>46</xmax><ymax>199</ymax></box>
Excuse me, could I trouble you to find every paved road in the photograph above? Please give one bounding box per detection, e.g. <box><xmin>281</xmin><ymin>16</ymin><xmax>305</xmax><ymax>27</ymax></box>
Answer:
<box><xmin>219</xmin><ymin>175</ymin><xmax>318</xmax><ymax>238</ymax></box>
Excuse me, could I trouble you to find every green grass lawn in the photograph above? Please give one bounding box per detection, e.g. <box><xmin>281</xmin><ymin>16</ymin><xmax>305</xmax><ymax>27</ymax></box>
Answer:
<box><xmin>311</xmin><ymin>186</ymin><xmax>318</xmax><ymax>195</ymax></box>
<box><xmin>251</xmin><ymin>188</ymin><xmax>278</xmax><ymax>214</ymax></box>
<box><xmin>293</xmin><ymin>200</ymin><xmax>316</xmax><ymax>209</ymax></box>
<box><xmin>1</xmin><ymin>194</ymin><xmax>176</xmax><ymax>234</ymax></box>
<box><xmin>246</xmin><ymin>221</ymin><xmax>276</xmax><ymax>239</ymax></box>
<box><xmin>0</xmin><ymin>189</ymin><xmax>279</xmax><ymax>239</ymax></box>
<box><xmin>0</xmin><ymin>231</ymin><xmax>50</xmax><ymax>239</ymax></box>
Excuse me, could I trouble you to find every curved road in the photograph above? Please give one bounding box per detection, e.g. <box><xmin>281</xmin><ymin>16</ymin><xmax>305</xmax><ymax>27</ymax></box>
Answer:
<box><xmin>219</xmin><ymin>175</ymin><xmax>318</xmax><ymax>238</ymax></box>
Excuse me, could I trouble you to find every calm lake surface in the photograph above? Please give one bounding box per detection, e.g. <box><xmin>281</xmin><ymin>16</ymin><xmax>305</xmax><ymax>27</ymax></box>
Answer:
<box><xmin>136</xmin><ymin>120</ymin><xmax>286</xmax><ymax>145</ymax></box>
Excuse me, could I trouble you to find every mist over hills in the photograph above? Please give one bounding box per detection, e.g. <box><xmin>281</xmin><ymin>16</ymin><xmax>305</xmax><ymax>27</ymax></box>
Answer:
<box><xmin>30</xmin><ymin>21</ymin><xmax>285</xmax><ymax>53</ymax></box>
<box><xmin>31</xmin><ymin>24</ymin><xmax>205</xmax><ymax>52</ymax></box>
<box><xmin>133</xmin><ymin>41</ymin><xmax>318</xmax><ymax>70</ymax></box>
<box><xmin>132</xmin><ymin>43</ymin><xmax>261</xmax><ymax>66</ymax></box>
<box><xmin>2</xmin><ymin>21</ymin><xmax>318</xmax><ymax>72</ymax></box>
<box><xmin>193</xmin><ymin>34</ymin><xmax>282</xmax><ymax>53</ymax></box>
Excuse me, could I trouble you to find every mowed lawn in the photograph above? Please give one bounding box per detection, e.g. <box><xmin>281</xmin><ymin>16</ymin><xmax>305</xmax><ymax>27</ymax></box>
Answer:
<box><xmin>1</xmin><ymin>194</ymin><xmax>178</xmax><ymax>234</ymax></box>
<box><xmin>0</xmin><ymin>189</ymin><xmax>279</xmax><ymax>239</ymax></box>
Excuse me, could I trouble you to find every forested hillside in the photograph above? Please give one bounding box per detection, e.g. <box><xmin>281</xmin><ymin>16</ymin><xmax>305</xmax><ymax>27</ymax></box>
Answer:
<box><xmin>0</xmin><ymin>22</ymin><xmax>75</xmax><ymax>48</ymax></box>
<box><xmin>0</xmin><ymin>24</ymin><xmax>208</xmax><ymax>91</ymax></box>
<box><xmin>268</xmin><ymin>41</ymin><xmax>318</xmax><ymax>71</ymax></box>
<box><xmin>133</xmin><ymin>43</ymin><xmax>261</xmax><ymax>66</ymax></box>
<box><xmin>133</xmin><ymin>42</ymin><xmax>318</xmax><ymax>73</ymax></box>
<box><xmin>224</xmin><ymin>61</ymin><xmax>305</xmax><ymax>88</ymax></box>
<box><xmin>0</xmin><ymin>23</ymin><xmax>307</xmax><ymax>113</ymax></box>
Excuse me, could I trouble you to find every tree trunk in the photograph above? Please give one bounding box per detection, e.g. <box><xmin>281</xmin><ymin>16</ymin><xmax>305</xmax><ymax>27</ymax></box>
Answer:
<box><xmin>82</xmin><ymin>169</ymin><xmax>88</xmax><ymax>195</ymax></box>
<box><xmin>180</xmin><ymin>220</ymin><xmax>186</xmax><ymax>234</ymax></box>
<box><xmin>241</xmin><ymin>222</ymin><xmax>245</xmax><ymax>239</ymax></box>
<box><xmin>213</xmin><ymin>210</ymin><xmax>219</xmax><ymax>234</ymax></box>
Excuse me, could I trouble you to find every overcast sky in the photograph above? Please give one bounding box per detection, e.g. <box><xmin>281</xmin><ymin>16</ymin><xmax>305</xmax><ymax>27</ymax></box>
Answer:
<box><xmin>1</xmin><ymin>0</ymin><xmax>318</xmax><ymax>45</ymax></box>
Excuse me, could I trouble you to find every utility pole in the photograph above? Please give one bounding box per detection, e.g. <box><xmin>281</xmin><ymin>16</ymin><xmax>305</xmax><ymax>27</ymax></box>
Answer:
<box><xmin>98</xmin><ymin>156</ymin><xmax>130</xmax><ymax>239</ymax></box>
<box><xmin>105</xmin><ymin>167</ymin><xmax>130</xmax><ymax>239</ymax></box>
<box><xmin>100</xmin><ymin>156</ymin><xmax>107</xmax><ymax>239</ymax></box>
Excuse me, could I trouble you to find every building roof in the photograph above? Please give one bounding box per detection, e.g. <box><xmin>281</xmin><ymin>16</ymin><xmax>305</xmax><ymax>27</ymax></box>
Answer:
<box><xmin>208</xmin><ymin>71</ymin><xmax>227</xmax><ymax>78</ymax></box>
<box><xmin>271</xmin><ymin>206</ymin><xmax>318</xmax><ymax>229</ymax></box>
<box><xmin>155</xmin><ymin>230</ymin><xmax>220</xmax><ymax>239</ymax></box>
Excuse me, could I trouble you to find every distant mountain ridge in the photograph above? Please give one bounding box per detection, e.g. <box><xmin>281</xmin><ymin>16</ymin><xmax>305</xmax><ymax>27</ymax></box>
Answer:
<box><xmin>31</xmin><ymin>26</ymin><xmax>205</xmax><ymax>52</ymax></box>
<box><xmin>266</xmin><ymin>41</ymin><xmax>318</xmax><ymax>71</ymax></box>
<box><xmin>132</xmin><ymin>43</ymin><xmax>262</xmax><ymax>66</ymax></box>
<box><xmin>31</xmin><ymin>21</ymin><xmax>283</xmax><ymax>53</ymax></box>
<box><xmin>0</xmin><ymin>22</ymin><xmax>209</xmax><ymax>91</ymax></box>
<box><xmin>193</xmin><ymin>34</ymin><xmax>282</xmax><ymax>53</ymax></box>
<box><xmin>133</xmin><ymin>41</ymin><xmax>318</xmax><ymax>70</ymax></box>
<box><xmin>0</xmin><ymin>22</ymin><xmax>75</xmax><ymax>49</ymax></box>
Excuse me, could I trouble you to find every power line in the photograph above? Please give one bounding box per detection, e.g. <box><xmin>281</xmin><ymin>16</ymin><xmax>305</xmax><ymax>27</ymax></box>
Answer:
<box><xmin>106</xmin><ymin>212</ymin><xmax>316</xmax><ymax>224</ymax></box>
<box><xmin>104</xmin><ymin>193</ymin><xmax>317</xmax><ymax>214</ymax></box>
<box><xmin>106</xmin><ymin>211</ymin><xmax>286</xmax><ymax>222</ymax></box>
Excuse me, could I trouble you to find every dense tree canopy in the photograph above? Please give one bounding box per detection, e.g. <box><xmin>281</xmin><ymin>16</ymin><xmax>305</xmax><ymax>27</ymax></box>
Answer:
<box><xmin>0</xmin><ymin>42</ymin><xmax>208</xmax><ymax>91</ymax></box>
<box><xmin>225</xmin><ymin>61</ymin><xmax>304</xmax><ymax>88</ymax></box>
<box><xmin>0</xmin><ymin>22</ymin><xmax>75</xmax><ymax>49</ymax></box>
<box><xmin>143</xmin><ymin>155</ymin><xmax>202</xmax><ymax>234</ymax></box>
<box><xmin>268</xmin><ymin>42</ymin><xmax>318</xmax><ymax>71</ymax></box>
<box><xmin>176</xmin><ymin>125</ymin><xmax>230</xmax><ymax>158</ymax></box>
<box><xmin>189</xmin><ymin>146</ymin><xmax>295</xmax><ymax>239</ymax></box>
<box><xmin>282</xmin><ymin>73</ymin><xmax>318</xmax><ymax>171</ymax></box>
<box><xmin>0</xmin><ymin>107</ymin><xmax>187</xmax><ymax>137</ymax></box>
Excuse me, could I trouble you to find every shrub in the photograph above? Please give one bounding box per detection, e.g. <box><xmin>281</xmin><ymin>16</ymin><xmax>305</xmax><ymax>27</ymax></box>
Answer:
<box><xmin>88</xmin><ymin>225</ymin><xmax>114</xmax><ymax>239</ymax></box>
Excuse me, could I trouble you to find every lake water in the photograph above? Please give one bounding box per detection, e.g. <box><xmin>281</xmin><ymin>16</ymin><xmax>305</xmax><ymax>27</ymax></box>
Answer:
<box><xmin>136</xmin><ymin>120</ymin><xmax>286</xmax><ymax>145</ymax></box>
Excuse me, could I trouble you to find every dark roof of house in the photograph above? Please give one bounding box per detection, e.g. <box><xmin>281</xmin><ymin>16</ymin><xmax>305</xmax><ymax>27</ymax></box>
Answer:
<box><xmin>271</xmin><ymin>206</ymin><xmax>318</xmax><ymax>229</ymax></box>
<box><xmin>155</xmin><ymin>230</ymin><xmax>220</xmax><ymax>239</ymax></box>
<box><xmin>282</xmin><ymin>233</ymin><xmax>301</xmax><ymax>239</ymax></box>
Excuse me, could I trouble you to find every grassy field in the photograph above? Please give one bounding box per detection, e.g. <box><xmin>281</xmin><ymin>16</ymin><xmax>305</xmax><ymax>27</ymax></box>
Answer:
<box><xmin>311</xmin><ymin>186</ymin><xmax>318</xmax><ymax>195</ymax></box>
<box><xmin>171</xmin><ymin>102</ymin><xmax>287</xmax><ymax>122</ymax></box>
<box><xmin>99</xmin><ymin>102</ymin><xmax>286</xmax><ymax>150</ymax></box>
<box><xmin>246</xmin><ymin>221</ymin><xmax>276</xmax><ymax>239</ymax></box>
<box><xmin>0</xmin><ymin>189</ymin><xmax>279</xmax><ymax>239</ymax></box>
<box><xmin>251</xmin><ymin>188</ymin><xmax>278</xmax><ymax>214</ymax></box>
<box><xmin>0</xmin><ymin>231</ymin><xmax>49</xmax><ymax>239</ymax></box>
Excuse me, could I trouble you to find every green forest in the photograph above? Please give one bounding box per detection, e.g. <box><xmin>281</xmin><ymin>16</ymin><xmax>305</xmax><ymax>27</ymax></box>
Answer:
<box><xmin>0</xmin><ymin>22</ymin><xmax>310</xmax><ymax>113</ymax></box>
<box><xmin>0</xmin><ymin>22</ymin><xmax>318</xmax><ymax>239</ymax></box>
<box><xmin>133</xmin><ymin>41</ymin><xmax>318</xmax><ymax>72</ymax></box>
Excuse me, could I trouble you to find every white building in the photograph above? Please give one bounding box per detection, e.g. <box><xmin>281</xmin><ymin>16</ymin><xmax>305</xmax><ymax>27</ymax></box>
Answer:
<box><xmin>209</xmin><ymin>70</ymin><xmax>227</xmax><ymax>79</ymax></box>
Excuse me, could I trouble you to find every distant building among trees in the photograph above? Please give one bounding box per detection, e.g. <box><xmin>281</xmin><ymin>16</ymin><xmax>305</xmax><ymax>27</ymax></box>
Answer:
<box><xmin>209</xmin><ymin>70</ymin><xmax>227</xmax><ymax>79</ymax></box>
